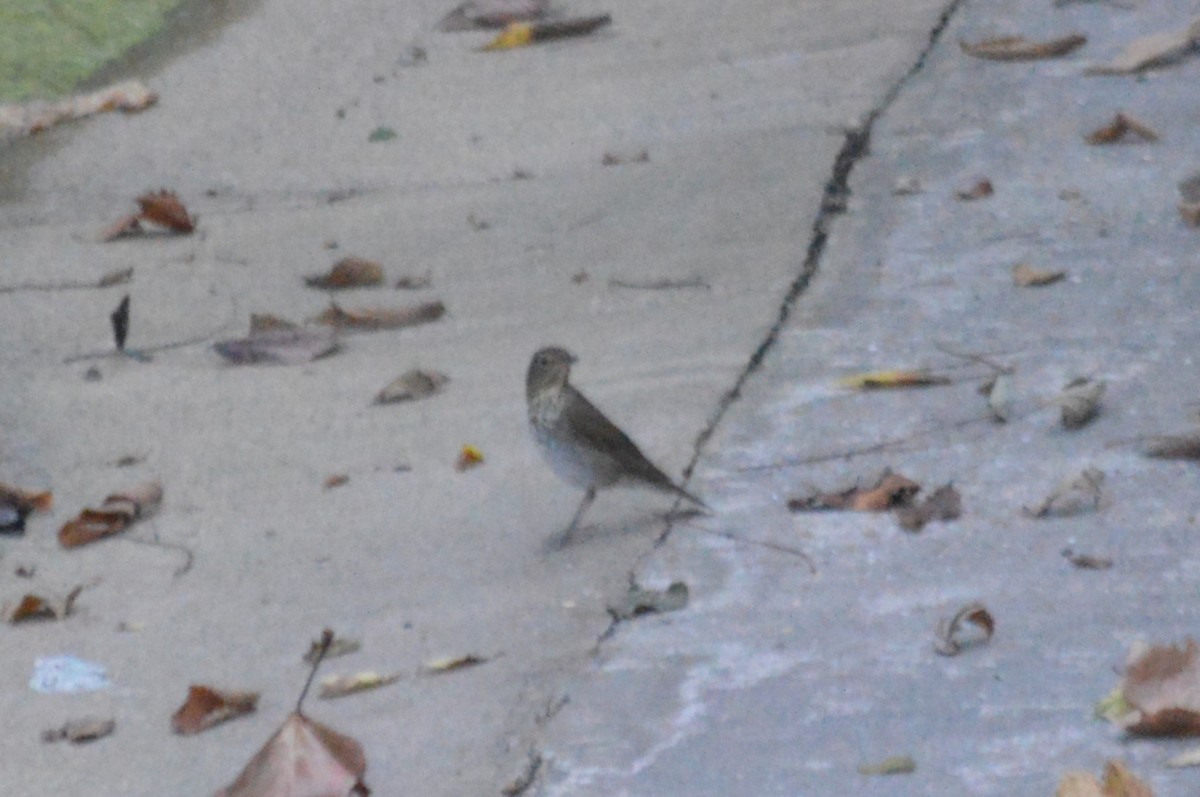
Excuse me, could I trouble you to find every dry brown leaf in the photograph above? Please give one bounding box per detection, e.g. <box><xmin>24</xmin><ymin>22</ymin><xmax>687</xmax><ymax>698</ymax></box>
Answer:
<box><xmin>214</xmin><ymin>711</ymin><xmax>369</xmax><ymax>797</ymax></box>
<box><xmin>1024</xmin><ymin>468</ymin><xmax>1104</xmax><ymax>518</ymax></box>
<box><xmin>986</xmin><ymin>372</ymin><xmax>1014</xmax><ymax>422</ymax></box>
<box><xmin>318</xmin><ymin>671</ymin><xmax>402</xmax><ymax>699</ymax></box>
<box><xmin>305</xmin><ymin>258</ymin><xmax>384</xmax><ymax>290</ymax></box>
<box><xmin>894</xmin><ymin>484</ymin><xmax>962</xmax><ymax>532</ymax></box>
<box><xmin>172</xmin><ymin>685</ymin><xmax>260</xmax><ymax>735</ymax></box>
<box><xmin>394</xmin><ymin>273</ymin><xmax>432</xmax><ymax>290</ymax></box>
<box><xmin>1114</xmin><ymin>639</ymin><xmax>1200</xmax><ymax>736</ymax></box>
<box><xmin>0</xmin><ymin>80</ymin><xmax>156</xmax><ymax>138</ymax></box>
<box><xmin>3</xmin><ymin>585</ymin><xmax>82</xmax><ymax>624</ymax></box>
<box><xmin>1062</xmin><ymin>548</ymin><xmax>1113</xmax><ymax>570</ymax></box>
<box><xmin>788</xmin><ymin>470</ymin><xmax>921</xmax><ymax>512</ymax></box>
<box><xmin>42</xmin><ymin>716</ymin><xmax>116</xmax><ymax>744</ymax></box>
<box><xmin>214</xmin><ymin>319</ymin><xmax>340</xmax><ymax>366</ymax></box>
<box><xmin>137</xmin><ymin>190</ymin><xmax>195</xmax><ymax>233</ymax></box>
<box><xmin>838</xmin><ymin>370</ymin><xmax>951</xmax><ymax>390</ymax></box>
<box><xmin>955</xmin><ymin>177</ymin><xmax>994</xmax><ymax>200</ymax></box>
<box><xmin>934</xmin><ymin>602</ymin><xmax>995</xmax><ymax>656</ymax></box>
<box><xmin>1085</xmin><ymin>113</ymin><xmax>1160</xmax><ymax>145</ymax></box>
<box><xmin>374</xmin><ymin>369</ymin><xmax>449</xmax><ymax>404</ymax></box>
<box><xmin>59</xmin><ymin>481</ymin><xmax>163</xmax><ymax>548</ymax></box>
<box><xmin>421</xmin><ymin>654</ymin><xmax>491</xmax><ymax>675</ymax></box>
<box><xmin>1057</xmin><ymin>771</ymin><xmax>1102</xmax><ymax>797</ymax></box>
<box><xmin>313</xmin><ymin>300</ymin><xmax>445</xmax><ymax>331</ymax></box>
<box><xmin>1087</xmin><ymin>19</ymin><xmax>1200</xmax><ymax>75</ymax></box>
<box><xmin>1056</xmin><ymin>761</ymin><xmax>1154</xmax><ymax>797</ymax></box>
<box><xmin>960</xmin><ymin>33</ymin><xmax>1087</xmax><ymax>61</ymax></box>
<box><xmin>1142</xmin><ymin>432</ymin><xmax>1200</xmax><ymax>461</ymax></box>
<box><xmin>323</xmin><ymin>474</ymin><xmax>350</xmax><ymax>491</ymax></box>
<box><xmin>482</xmin><ymin>14</ymin><xmax>611</xmax><ymax>50</ymax></box>
<box><xmin>456</xmin><ymin>444</ymin><xmax>485</xmax><ymax>471</ymax></box>
<box><xmin>1012</xmin><ymin>262</ymin><xmax>1067</xmax><ymax>287</ymax></box>
<box><xmin>1055</xmin><ymin>377</ymin><xmax>1105</xmax><ymax>429</ymax></box>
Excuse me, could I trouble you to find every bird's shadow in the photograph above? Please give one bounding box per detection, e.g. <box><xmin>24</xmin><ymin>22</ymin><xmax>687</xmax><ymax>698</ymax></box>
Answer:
<box><xmin>539</xmin><ymin>506</ymin><xmax>707</xmax><ymax>555</ymax></box>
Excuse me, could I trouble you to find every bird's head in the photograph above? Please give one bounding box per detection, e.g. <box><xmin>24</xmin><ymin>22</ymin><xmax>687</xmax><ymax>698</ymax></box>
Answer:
<box><xmin>527</xmin><ymin>346</ymin><xmax>577</xmax><ymax>395</ymax></box>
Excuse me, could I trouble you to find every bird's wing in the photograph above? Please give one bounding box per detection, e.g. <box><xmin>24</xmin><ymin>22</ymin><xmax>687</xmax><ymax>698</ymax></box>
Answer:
<box><xmin>560</xmin><ymin>386</ymin><xmax>676</xmax><ymax>489</ymax></box>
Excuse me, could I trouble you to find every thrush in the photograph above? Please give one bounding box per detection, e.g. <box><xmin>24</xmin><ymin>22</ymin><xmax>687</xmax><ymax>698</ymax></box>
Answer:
<box><xmin>526</xmin><ymin>346</ymin><xmax>708</xmax><ymax>542</ymax></box>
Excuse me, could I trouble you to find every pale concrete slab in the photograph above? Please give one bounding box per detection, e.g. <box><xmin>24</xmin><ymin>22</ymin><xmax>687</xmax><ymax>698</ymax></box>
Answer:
<box><xmin>0</xmin><ymin>0</ymin><xmax>946</xmax><ymax>795</ymax></box>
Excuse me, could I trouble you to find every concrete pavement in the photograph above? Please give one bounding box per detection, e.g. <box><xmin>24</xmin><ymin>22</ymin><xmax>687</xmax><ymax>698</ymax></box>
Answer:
<box><xmin>1</xmin><ymin>0</ymin><xmax>1198</xmax><ymax>795</ymax></box>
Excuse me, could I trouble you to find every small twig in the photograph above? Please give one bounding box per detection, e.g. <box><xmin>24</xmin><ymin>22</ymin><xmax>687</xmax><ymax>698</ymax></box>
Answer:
<box><xmin>697</xmin><ymin>528</ymin><xmax>817</xmax><ymax>573</ymax></box>
<box><xmin>608</xmin><ymin>276</ymin><xmax>711</xmax><ymax>291</ymax></box>
<box><xmin>297</xmin><ymin>629</ymin><xmax>334</xmax><ymax>712</ymax></box>
<box><xmin>934</xmin><ymin>342</ymin><xmax>1014</xmax><ymax>374</ymax></box>
<box><xmin>502</xmin><ymin>752</ymin><xmax>544</xmax><ymax>797</ymax></box>
<box><xmin>124</xmin><ymin>534</ymin><xmax>195</xmax><ymax>578</ymax></box>
<box><xmin>0</xmin><ymin>268</ymin><xmax>132</xmax><ymax>295</ymax></box>
<box><xmin>737</xmin><ymin>410</ymin><xmax>1012</xmax><ymax>472</ymax></box>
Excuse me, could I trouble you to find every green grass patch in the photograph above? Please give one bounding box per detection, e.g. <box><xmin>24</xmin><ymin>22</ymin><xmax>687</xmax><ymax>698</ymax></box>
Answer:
<box><xmin>0</xmin><ymin>0</ymin><xmax>185</xmax><ymax>103</ymax></box>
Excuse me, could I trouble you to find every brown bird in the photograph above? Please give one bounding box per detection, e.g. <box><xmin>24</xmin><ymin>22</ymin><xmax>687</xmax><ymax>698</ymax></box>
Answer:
<box><xmin>526</xmin><ymin>346</ymin><xmax>708</xmax><ymax>543</ymax></box>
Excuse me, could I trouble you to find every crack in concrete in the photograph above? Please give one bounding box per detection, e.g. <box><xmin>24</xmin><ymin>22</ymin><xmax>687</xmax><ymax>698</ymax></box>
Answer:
<box><xmin>514</xmin><ymin>3</ymin><xmax>969</xmax><ymax>791</ymax></box>
<box><xmin>680</xmin><ymin>0</ymin><xmax>968</xmax><ymax>490</ymax></box>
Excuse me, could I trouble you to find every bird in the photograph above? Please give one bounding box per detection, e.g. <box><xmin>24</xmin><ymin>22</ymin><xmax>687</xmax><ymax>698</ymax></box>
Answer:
<box><xmin>526</xmin><ymin>346</ymin><xmax>708</xmax><ymax>543</ymax></box>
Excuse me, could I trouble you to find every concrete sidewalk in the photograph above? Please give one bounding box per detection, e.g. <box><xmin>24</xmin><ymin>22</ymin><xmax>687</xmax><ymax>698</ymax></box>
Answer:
<box><xmin>2</xmin><ymin>0</ymin><xmax>1198</xmax><ymax>795</ymax></box>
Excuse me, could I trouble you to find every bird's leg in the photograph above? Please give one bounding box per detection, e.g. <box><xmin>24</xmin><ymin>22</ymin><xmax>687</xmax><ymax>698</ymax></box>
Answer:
<box><xmin>561</xmin><ymin>486</ymin><xmax>597</xmax><ymax>544</ymax></box>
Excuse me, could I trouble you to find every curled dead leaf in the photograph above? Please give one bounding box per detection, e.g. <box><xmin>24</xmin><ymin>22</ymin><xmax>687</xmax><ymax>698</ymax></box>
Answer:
<box><xmin>482</xmin><ymin>14</ymin><xmax>611</xmax><ymax>50</ymax></box>
<box><xmin>313</xmin><ymin>300</ymin><xmax>445</xmax><ymax>331</ymax></box>
<box><xmin>1085</xmin><ymin>113</ymin><xmax>1160</xmax><ymax>145</ymax></box>
<box><xmin>1053</xmin><ymin>377</ymin><xmax>1105</xmax><ymax>429</ymax></box>
<box><xmin>1086</xmin><ymin>19</ymin><xmax>1200</xmax><ymax>75</ymax></box>
<box><xmin>934</xmin><ymin>602</ymin><xmax>995</xmax><ymax>656</ymax></box>
<box><xmin>137</xmin><ymin>190</ymin><xmax>195</xmax><ymax>233</ymax></box>
<box><xmin>323</xmin><ymin>474</ymin><xmax>350</xmax><ymax>491</ymax></box>
<box><xmin>3</xmin><ymin>585</ymin><xmax>82</xmax><ymax>624</ymax></box>
<box><xmin>318</xmin><ymin>671</ymin><xmax>402</xmax><ymax>699</ymax></box>
<box><xmin>894</xmin><ymin>484</ymin><xmax>961</xmax><ymax>532</ymax></box>
<box><xmin>374</xmin><ymin>369</ymin><xmax>449</xmax><ymax>404</ymax></box>
<box><xmin>838</xmin><ymin>370</ymin><xmax>951</xmax><ymax>390</ymax></box>
<box><xmin>985</xmin><ymin>372</ymin><xmax>1014</xmax><ymax>422</ymax></box>
<box><xmin>1114</xmin><ymin>639</ymin><xmax>1200</xmax><ymax>736</ymax></box>
<box><xmin>1142</xmin><ymin>432</ymin><xmax>1200</xmax><ymax>461</ymax></box>
<box><xmin>42</xmin><ymin>717</ymin><xmax>115</xmax><ymax>744</ymax></box>
<box><xmin>0</xmin><ymin>80</ymin><xmax>156</xmax><ymax>138</ymax></box>
<box><xmin>214</xmin><ymin>711</ymin><xmax>369</xmax><ymax>797</ymax></box>
<box><xmin>1012</xmin><ymin>262</ymin><xmax>1066</xmax><ymax>287</ymax></box>
<box><xmin>421</xmin><ymin>654</ymin><xmax>491</xmax><ymax>675</ymax></box>
<box><xmin>1062</xmin><ymin>548</ymin><xmax>1113</xmax><ymax>570</ymax></box>
<box><xmin>1056</xmin><ymin>761</ymin><xmax>1153</xmax><ymax>797</ymax></box>
<box><xmin>394</xmin><ymin>273</ymin><xmax>432</xmax><ymax>290</ymax></box>
<box><xmin>305</xmin><ymin>257</ymin><xmax>384</xmax><ymax>290</ymax></box>
<box><xmin>214</xmin><ymin>318</ymin><xmax>340</xmax><ymax>366</ymax></box>
<box><xmin>59</xmin><ymin>481</ymin><xmax>163</xmax><ymax>548</ymax></box>
<box><xmin>1024</xmin><ymin>468</ymin><xmax>1104</xmax><ymax>518</ymax></box>
<box><xmin>172</xmin><ymin>685</ymin><xmax>260</xmax><ymax>735</ymax></box>
<box><xmin>960</xmin><ymin>33</ymin><xmax>1086</xmax><ymax>61</ymax></box>
<box><xmin>955</xmin><ymin>177</ymin><xmax>994</xmax><ymax>201</ymax></box>
<box><xmin>788</xmin><ymin>470</ymin><xmax>921</xmax><ymax>513</ymax></box>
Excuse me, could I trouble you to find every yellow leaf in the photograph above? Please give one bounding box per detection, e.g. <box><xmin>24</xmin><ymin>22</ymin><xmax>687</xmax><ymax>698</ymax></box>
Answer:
<box><xmin>483</xmin><ymin>22</ymin><xmax>535</xmax><ymax>50</ymax></box>
<box><xmin>838</xmin><ymin>369</ymin><xmax>950</xmax><ymax>390</ymax></box>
